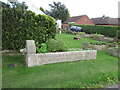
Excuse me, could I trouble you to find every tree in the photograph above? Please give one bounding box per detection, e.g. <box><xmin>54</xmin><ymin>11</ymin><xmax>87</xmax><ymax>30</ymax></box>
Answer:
<box><xmin>15</xmin><ymin>2</ymin><xmax>28</xmax><ymax>10</ymax></box>
<box><xmin>39</xmin><ymin>7</ymin><xmax>45</xmax><ymax>13</ymax></box>
<box><xmin>1</xmin><ymin>1</ymin><xmax>10</xmax><ymax>8</ymax></box>
<box><xmin>3</xmin><ymin>1</ymin><xmax>28</xmax><ymax>10</ymax></box>
<box><xmin>44</xmin><ymin>1</ymin><xmax>70</xmax><ymax>22</ymax></box>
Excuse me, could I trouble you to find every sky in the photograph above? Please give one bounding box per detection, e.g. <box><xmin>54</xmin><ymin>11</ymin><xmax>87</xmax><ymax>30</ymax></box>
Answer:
<box><xmin>1</xmin><ymin>0</ymin><xmax>120</xmax><ymax>18</ymax></box>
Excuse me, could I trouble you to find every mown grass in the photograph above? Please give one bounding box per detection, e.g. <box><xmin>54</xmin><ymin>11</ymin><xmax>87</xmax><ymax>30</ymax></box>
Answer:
<box><xmin>55</xmin><ymin>33</ymin><xmax>104</xmax><ymax>48</ymax></box>
<box><xmin>2</xmin><ymin>33</ymin><xmax>118</xmax><ymax>88</ymax></box>
<box><xmin>2</xmin><ymin>50</ymin><xmax>118</xmax><ymax>88</ymax></box>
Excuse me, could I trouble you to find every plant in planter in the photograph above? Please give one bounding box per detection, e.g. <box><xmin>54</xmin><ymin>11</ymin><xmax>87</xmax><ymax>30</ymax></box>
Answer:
<box><xmin>67</xmin><ymin>30</ymin><xmax>73</xmax><ymax>34</ymax></box>
<box><xmin>71</xmin><ymin>31</ymin><xmax>77</xmax><ymax>35</ymax></box>
<box><xmin>90</xmin><ymin>41</ymin><xmax>107</xmax><ymax>45</ymax></box>
<box><xmin>91</xmin><ymin>33</ymin><xmax>105</xmax><ymax>41</ymax></box>
<box><xmin>113</xmin><ymin>30</ymin><xmax>120</xmax><ymax>42</ymax></box>
<box><xmin>83</xmin><ymin>42</ymin><xmax>91</xmax><ymax>50</ymax></box>
<box><xmin>45</xmin><ymin>39</ymin><xmax>67</xmax><ymax>52</ymax></box>
<box><xmin>92</xmin><ymin>41</ymin><xmax>107</xmax><ymax>50</ymax></box>
<box><xmin>107</xmin><ymin>46</ymin><xmax>120</xmax><ymax>57</ymax></box>
<box><xmin>67</xmin><ymin>48</ymin><xmax>83</xmax><ymax>51</ymax></box>
<box><xmin>36</xmin><ymin>42</ymin><xmax>48</xmax><ymax>53</ymax></box>
<box><xmin>83</xmin><ymin>41</ymin><xmax>107</xmax><ymax>50</ymax></box>
<box><xmin>76</xmin><ymin>32</ymin><xmax>86</xmax><ymax>36</ymax></box>
<box><xmin>107</xmin><ymin>42</ymin><xmax>118</xmax><ymax>48</ymax></box>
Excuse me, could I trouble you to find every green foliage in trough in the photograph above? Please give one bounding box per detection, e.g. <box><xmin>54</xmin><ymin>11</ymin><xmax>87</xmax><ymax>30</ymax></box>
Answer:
<box><xmin>45</xmin><ymin>39</ymin><xmax>67</xmax><ymax>52</ymax></box>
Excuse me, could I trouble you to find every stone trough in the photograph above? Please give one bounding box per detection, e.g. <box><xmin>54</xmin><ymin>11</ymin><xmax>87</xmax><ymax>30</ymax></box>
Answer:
<box><xmin>21</xmin><ymin>40</ymin><xmax>97</xmax><ymax>67</ymax></box>
<box><xmin>107</xmin><ymin>48</ymin><xmax>120</xmax><ymax>57</ymax></box>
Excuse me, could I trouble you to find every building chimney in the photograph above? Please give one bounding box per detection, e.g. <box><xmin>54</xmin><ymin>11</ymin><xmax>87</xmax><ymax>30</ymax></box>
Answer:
<box><xmin>102</xmin><ymin>15</ymin><xmax>105</xmax><ymax>19</ymax></box>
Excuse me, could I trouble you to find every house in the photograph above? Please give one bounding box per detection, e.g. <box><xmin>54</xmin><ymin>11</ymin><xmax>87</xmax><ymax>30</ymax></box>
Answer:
<box><xmin>62</xmin><ymin>15</ymin><xmax>95</xmax><ymax>28</ymax></box>
<box><xmin>91</xmin><ymin>15</ymin><xmax>120</xmax><ymax>26</ymax></box>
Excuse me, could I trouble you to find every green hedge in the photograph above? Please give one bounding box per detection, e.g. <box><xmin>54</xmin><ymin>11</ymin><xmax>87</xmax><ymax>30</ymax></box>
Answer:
<box><xmin>2</xmin><ymin>8</ymin><xmax>56</xmax><ymax>50</ymax></box>
<box><xmin>74</xmin><ymin>25</ymin><xmax>119</xmax><ymax>37</ymax></box>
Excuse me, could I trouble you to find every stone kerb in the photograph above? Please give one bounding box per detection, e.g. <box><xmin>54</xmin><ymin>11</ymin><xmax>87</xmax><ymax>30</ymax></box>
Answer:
<box><xmin>25</xmin><ymin>40</ymin><xmax>97</xmax><ymax>67</ymax></box>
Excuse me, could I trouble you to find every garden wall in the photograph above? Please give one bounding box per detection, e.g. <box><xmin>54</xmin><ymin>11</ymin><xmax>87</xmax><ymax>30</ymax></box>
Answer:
<box><xmin>25</xmin><ymin>40</ymin><xmax>97</xmax><ymax>67</ymax></box>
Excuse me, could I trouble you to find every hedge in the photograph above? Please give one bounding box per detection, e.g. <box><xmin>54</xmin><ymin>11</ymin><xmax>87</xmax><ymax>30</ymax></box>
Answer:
<box><xmin>2</xmin><ymin>8</ymin><xmax>56</xmax><ymax>50</ymax></box>
<box><xmin>74</xmin><ymin>25</ymin><xmax>119</xmax><ymax>37</ymax></box>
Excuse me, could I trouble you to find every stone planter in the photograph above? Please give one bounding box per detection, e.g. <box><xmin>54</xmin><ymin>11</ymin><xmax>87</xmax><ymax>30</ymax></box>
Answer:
<box><xmin>22</xmin><ymin>40</ymin><xmax>97</xmax><ymax>67</ymax></box>
<box><xmin>83</xmin><ymin>42</ymin><xmax>106</xmax><ymax>50</ymax></box>
<box><xmin>89</xmin><ymin>45</ymin><xmax>106</xmax><ymax>50</ymax></box>
<box><xmin>102</xmin><ymin>37</ymin><xmax>113</xmax><ymax>42</ymax></box>
<box><xmin>91</xmin><ymin>35</ymin><xmax>105</xmax><ymax>41</ymax></box>
<box><xmin>71</xmin><ymin>32</ymin><xmax>77</xmax><ymax>35</ymax></box>
<box><xmin>76</xmin><ymin>33</ymin><xmax>85</xmax><ymax>36</ymax></box>
<box><xmin>107</xmin><ymin>48</ymin><xmax>120</xmax><ymax>57</ymax></box>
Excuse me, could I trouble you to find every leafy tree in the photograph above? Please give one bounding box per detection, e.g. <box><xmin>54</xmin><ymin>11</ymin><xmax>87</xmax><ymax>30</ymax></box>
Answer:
<box><xmin>2</xmin><ymin>1</ymin><xmax>28</xmax><ymax>10</ymax></box>
<box><xmin>1</xmin><ymin>1</ymin><xmax>10</xmax><ymax>8</ymax></box>
<box><xmin>39</xmin><ymin>7</ymin><xmax>45</xmax><ymax>13</ymax></box>
<box><xmin>15</xmin><ymin>2</ymin><xmax>28</xmax><ymax>10</ymax></box>
<box><xmin>45</xmin><ymin>1</ymin><xmax>70</xmax><ymax>22</ymax></box>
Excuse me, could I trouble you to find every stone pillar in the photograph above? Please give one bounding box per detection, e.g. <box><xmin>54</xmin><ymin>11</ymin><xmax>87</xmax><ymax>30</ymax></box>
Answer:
<box><xmin>26</xmin><ymin>40</ymin><xmax>36</xmax><ymax>54</ymax></box>
<box><xmin>26</xmin><ymin>40</ymin><xmax>36</xmax><ymax>67</ymax></box>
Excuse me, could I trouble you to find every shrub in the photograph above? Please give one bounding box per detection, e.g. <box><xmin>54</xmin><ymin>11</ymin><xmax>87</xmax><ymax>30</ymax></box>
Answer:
<box><xmin>45</xmin><ymin>39</ymin><xmax>67</xmax><ymax>52</ymax></box>
<box><xmin>66</xmin><ymin>30</ymin><xmax>73</xmax><ymax>34</ymax></box>
<box><xmin>113</xmin><ymin>30</ymin><xmax>120</xmax><ymax>42</ymax></box>
<box><xmin>90</xmin><ymin>41</ymin><xmax>107</xmax><ymax>45</ymax></box>
<box><xmin>71</xmin><ymin>31</ymin><xmax>77</xmax><ymax>35</ymax></box>
<box><xmin>77</xmin><ymin>32</ymin><xmax>86</xmax><ymax>36</ymax></box>
<box><xmin>74</xmin><ymin>25</ymin><xmax>118</xmax><ymax>37</ymax></box>
<box><xmin>2</xmin><ymin>8</ymin><xmax>56</xmax><ymax>50</ymax></box>
<box><xmin>36</xmin><ymin>42</ymin><xmax>47</xmax><ymax>53</ymax></box>
<box><xmin>118</xmin><ymin>30</ymin><xmax>120</xmax><ymax>39</ymax></box>
<box><xmin>91</xmin><ymin>34</ymin><xmax>105</xmax><ymax>41</ymax></box>
<box><xmin>83</xmin><ymin>42</ymin><xmax>91</xmax><ymax>49</ymax></box>
<box><xmin>107</xmin><ymin>43</ymin><xmax>117</xmax><ymax>48</ymax></box>
<box><xmin>118</xmin><ymin>41</ymin><xmax>120</xmax><ymax>45</ymax></box>
<box><xmin>93</xmin><ymin>33</ymin><xmax>104</xmax><ymax>36</ymax></box>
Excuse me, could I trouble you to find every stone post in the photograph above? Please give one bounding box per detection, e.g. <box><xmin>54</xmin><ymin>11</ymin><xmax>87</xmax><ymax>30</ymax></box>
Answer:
<box><xmin>26</xmin><ymin>40</ymin><xmax>36</xmax><ymax>54</ymax></box>
<box><xmin>26</xmin><ymin>40</ymin><xmax>36</xmax><ymax>67</ymax></box>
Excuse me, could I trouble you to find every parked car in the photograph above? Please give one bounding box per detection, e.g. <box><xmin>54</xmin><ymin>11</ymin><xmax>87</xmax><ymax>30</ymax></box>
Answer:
<box><xmin>70</xmin><ymin>26</ymin><xmax>82</xmax><ymax>32</ymax></box>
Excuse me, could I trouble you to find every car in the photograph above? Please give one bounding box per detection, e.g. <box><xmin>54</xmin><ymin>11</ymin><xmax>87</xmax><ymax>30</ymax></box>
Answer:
<box><xmin>70</xmin><ymin>26</ymin><xmax>82</xmax><ymax>32</ymax></box>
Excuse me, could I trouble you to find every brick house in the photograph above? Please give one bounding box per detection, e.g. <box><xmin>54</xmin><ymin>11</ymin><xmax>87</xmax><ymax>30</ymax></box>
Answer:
<box><xmin>62</xmin><ymin>15</ymin><xmax>95</xmax><ymax>28</ymax></box>
<box><xmin>91</xmin><ymin>15</ymin><xmax>120</xmax><ymax>26</ymax></box>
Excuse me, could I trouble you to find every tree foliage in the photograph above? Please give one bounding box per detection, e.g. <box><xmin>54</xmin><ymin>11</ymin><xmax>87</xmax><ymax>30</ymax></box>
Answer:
<box><xmin>1</xmin><ymin>1</ymin><xmax>10</xmax><ymax>8</ymax></box>
<box><xmin>45</xmin><ymin>1</ymin><xmax>70</xmax><ymax>22</ymax></box>
<box><xmin>2</xmin><ymin>1</ymin><xmax>56</xmax><ymax>50</ymax></box>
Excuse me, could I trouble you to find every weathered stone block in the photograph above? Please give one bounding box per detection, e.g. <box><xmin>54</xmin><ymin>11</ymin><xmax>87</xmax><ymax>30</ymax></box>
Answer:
<box><xmin>26</xmin><ymin>40</ymin><xmax>36</xmax><ymax>54</ymax></box>
<box><xmin>26</xmin><ymin>50</ymin><xmax>97</xmax><ymax>67</ymax></box>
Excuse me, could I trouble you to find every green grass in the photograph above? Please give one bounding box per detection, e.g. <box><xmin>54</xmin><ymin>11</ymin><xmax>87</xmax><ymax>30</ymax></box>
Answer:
<box><xmin>2</xmin><ymin>33</ymin><xmax>118</xmax><ymax>88</ymax></box>
<box><xmin>55</xmin><ymin>33</ymin><xmax>104</xmax><ymax>48</ymax></box>
<box><xmin>2</xmin><ymin>50</ymin><xmax>118</xmax><ymax>88</ymax></box>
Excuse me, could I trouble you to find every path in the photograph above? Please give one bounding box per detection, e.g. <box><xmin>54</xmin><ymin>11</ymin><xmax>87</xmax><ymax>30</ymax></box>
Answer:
<box><xmin>106</xmin><ymin>83</ymin><xmax>120</xmax><ymax>89</ymax></box>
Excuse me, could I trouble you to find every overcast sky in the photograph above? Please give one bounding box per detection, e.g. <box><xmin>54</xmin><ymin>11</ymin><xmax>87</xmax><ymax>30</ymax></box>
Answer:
<box><xmin>1</xmin><ymin>0</ymin><xmax>120</xmax><ymax>18</ymax></box>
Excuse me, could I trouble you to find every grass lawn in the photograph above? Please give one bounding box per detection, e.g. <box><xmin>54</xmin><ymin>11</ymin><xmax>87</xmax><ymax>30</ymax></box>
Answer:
<box><xmin>55</xmin><ymin>33</ymin><xmax>103</xmax><ymax>48</ymax></box>
<box><xmin>2</xmin><ymin>33</ymin><xmax>118</xmax><ymax>88</ymax></box>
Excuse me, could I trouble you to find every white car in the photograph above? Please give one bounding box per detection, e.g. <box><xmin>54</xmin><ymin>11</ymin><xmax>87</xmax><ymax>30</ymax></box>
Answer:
<box><xmin>70</xmin><ymin>26</ymin><xmax>82</xmax><ymax>32</ymax></box>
